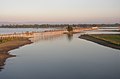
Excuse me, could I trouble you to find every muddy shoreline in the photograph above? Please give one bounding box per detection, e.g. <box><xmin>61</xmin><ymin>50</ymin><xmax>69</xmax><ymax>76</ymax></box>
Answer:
<box><xmin>0</xmin><ymin>38</ymin><xmax>32</xmax><ymax>71</ymax></box>
<box><xmin>0</xmin><ymin>38</ymin><xmax>32</xmax><ymax>53</ymax></box>
<box><xmin>79</xmin><ymin>34</ymin><xmax>120</xmax><ymax>50</ymax></box>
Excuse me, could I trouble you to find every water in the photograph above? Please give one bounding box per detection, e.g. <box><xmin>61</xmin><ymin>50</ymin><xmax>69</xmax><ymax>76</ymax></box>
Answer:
<box><xmin>84</xmin><ymin>27</ymin><xmax>120</xmax><ymax>34</ymax></box>
<box><xmin>85</xmin><ymin>30</ymin><xmax>120</xmax><ymax>34</ymax></box>
<box><xmin>0</xmin><ymin>28</ymin><xmax>56</xmax><ymax>34</ymax></box>
<box><xmin>99</xmin><ymin>27</ymin><xmax>119</xmax><ymax>29</ymax></box>
<box><xmin>0</xmin><ymin>27</ymin><xmax>120</xmax><ymax>79</ymax></box>
<box><xmin>0</xmin><ymin>33</ymin><xmax>120</xmax><ymax>79</ymax></box>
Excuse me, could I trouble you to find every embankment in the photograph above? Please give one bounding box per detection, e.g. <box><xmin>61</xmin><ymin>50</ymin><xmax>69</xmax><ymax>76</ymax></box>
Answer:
<box><xmin>79</xmin><ymin>34</ymin><xmax>120</xmax><ymax>50</ymax></box>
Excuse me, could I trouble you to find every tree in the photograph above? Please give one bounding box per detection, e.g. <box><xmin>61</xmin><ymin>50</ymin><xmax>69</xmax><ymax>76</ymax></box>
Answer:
<box><xmin>66</xmin><ymin>26</ymin><xmax>73</xmax><ymax>32</ymax></box>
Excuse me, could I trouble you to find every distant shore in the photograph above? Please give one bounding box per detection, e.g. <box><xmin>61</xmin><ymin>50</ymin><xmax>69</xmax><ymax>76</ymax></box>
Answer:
<box><xmin>0</xmin><ymin>38</ymin><xmax>32</xmax><ymax>53</ymax></box>
<box><xmin>79</xmin><ymin>34</ymin><xmax>120</xmax><ymax>50</ymax></box>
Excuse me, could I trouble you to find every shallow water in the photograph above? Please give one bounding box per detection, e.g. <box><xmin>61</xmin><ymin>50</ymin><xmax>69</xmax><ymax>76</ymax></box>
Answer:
<box><xmin>0</xmin><ymin>33</ymin><xmax>120</xmax><ymax>79</ymax></box>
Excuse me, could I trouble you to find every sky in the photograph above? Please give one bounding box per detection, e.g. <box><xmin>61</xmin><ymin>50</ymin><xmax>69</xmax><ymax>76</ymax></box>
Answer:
<box><xmin>0</xmin><ymin>0</ymin><xmax>120</xmax><ymax>24</ymax></box>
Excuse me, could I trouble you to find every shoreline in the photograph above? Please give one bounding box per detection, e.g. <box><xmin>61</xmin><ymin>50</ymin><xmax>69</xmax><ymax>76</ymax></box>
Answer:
<box><xmin>0</xmin><ymin>37</ymin><xmax>32</xmax><ymax>71</ymax></box>
<box><xmin>79</xmin><ymin>34</ymin><xmax>120</xmax><ymax>50</ymax></box>
<box><xmin>0</xmin><ymin>38</ymin><xmax>32</xmax><ymax>53</ymax></box>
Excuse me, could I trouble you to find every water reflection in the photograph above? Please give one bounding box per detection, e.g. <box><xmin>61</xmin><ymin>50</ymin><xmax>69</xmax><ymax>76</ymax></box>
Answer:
<box><xmin>66</xmin><ymin>33</ymin><xmax>73</xmax><ymax>41</ymax></box>
<box><xmin>0</xmin><ymin>52</ymin><xmax>16</xmax><ymax>72</ymax></box>
<box><xmin>30</xmin><ymin>33</ymin><xmax>63</xmax><ymax>43</ymax></box>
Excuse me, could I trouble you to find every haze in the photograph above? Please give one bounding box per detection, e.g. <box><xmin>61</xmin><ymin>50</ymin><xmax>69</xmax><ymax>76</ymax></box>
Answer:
<box><xmin>0</xmin><ymin>0</ymin><xmax>120</xmax><ymax>24</ymax></box>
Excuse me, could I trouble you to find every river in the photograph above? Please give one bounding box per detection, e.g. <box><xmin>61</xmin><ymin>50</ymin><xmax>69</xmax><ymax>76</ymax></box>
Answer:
<box><xmin>0</xmin><ymin>27</ymin><xmax>120</xmax><ymax>79</ymax></box>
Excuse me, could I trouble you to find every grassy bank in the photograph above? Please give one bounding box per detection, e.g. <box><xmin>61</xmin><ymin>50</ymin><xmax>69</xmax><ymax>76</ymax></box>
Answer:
<box><xmin>79</xmin><ymin>34</ymin><xmax>120</xmax><ymax>50</ymax></box>
<box><xmin>89</xmin><ymin>34</ymin><xmax>120</xmax><ymax>46</ymax></box>
<box><xmin>0</xmin><ymin>37</ymin><xmax>32</xmax><ymax>53</ymax></box>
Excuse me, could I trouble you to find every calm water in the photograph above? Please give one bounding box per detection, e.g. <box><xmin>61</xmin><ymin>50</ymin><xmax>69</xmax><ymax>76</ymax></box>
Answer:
<box><xmin>0</xmin><ymin>33</ymin><xmax>120</xmax><ymax>79</ymax></box>
<box><xmin>84</xmin><ymin>27</ymin><xmax>120</xmax><ymax>34</ymax></box>
<box><xmin>0</xmin><ymin>28</ymin><xmax>56</xmax><ymax>34</ymax></box>
<box><xmin>0</xmin><ymin>27</ymin><xmax>120</xmax><ymax>79</ymax></box>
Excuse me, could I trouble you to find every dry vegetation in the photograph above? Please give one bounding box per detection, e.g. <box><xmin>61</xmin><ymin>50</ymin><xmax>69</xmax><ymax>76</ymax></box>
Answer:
<box><xmin>0</xmin><ymin>38</ymin><xmax>32</xmax><ymax>53</ymax></box>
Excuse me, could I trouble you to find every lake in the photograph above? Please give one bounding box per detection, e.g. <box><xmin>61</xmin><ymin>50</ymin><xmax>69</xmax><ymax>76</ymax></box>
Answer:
<box><xmin>0</xmin><ymin>28</ymin><xmax>56</xmax><ymax>34</ymax></box>
<box><xmin>0</xmin><ymin>27</ymin><xmax>120</xmax><ymax>79</ymax></box>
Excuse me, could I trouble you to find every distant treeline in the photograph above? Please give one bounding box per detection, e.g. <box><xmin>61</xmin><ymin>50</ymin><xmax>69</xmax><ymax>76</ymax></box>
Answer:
<box><xmin>0</xmin><ymin>24</ymin><xmax>119</xmax><ymax>28</ymax></box>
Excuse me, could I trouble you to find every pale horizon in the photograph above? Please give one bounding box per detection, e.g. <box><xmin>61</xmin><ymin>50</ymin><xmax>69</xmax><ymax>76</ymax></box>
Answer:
<box><xmin>0</xmin><ymin>0</ymin><xmax>120</xmax><ymax>24</ymax></box>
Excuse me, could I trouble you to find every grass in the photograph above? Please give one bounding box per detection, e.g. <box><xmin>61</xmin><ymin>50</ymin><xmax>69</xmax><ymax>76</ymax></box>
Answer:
<box><xmin>0</xmin><ymin>37</ymin><xmax>32</xmax><ymax>53</ymax></box>
<box><xmin>0</xmin><ymin>37</ymin><xmax>27</xmax><ymax>44</ymax></box>
<box><xmin>90</xmin><ymin>34</ymin><xmax>120</xmax><ymax>46</ymax></box>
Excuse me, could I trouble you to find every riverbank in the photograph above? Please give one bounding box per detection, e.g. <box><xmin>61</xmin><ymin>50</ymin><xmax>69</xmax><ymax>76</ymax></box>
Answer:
<box><xmin>79</xmin><ymin>34</ymin><xmax>120</xmax><ymax>50</ymax></box>
<box><xmin>0</xmin><ymin>38</ymin><xmax>32</xmax><ymax>53</ymax></box>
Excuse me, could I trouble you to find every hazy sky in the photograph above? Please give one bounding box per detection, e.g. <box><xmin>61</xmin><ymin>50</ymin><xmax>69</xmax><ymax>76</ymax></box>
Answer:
<box><xmin>0</xmin><ymin>0</ymin><xmax>120</xmax><ymax>24</ymax></box>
